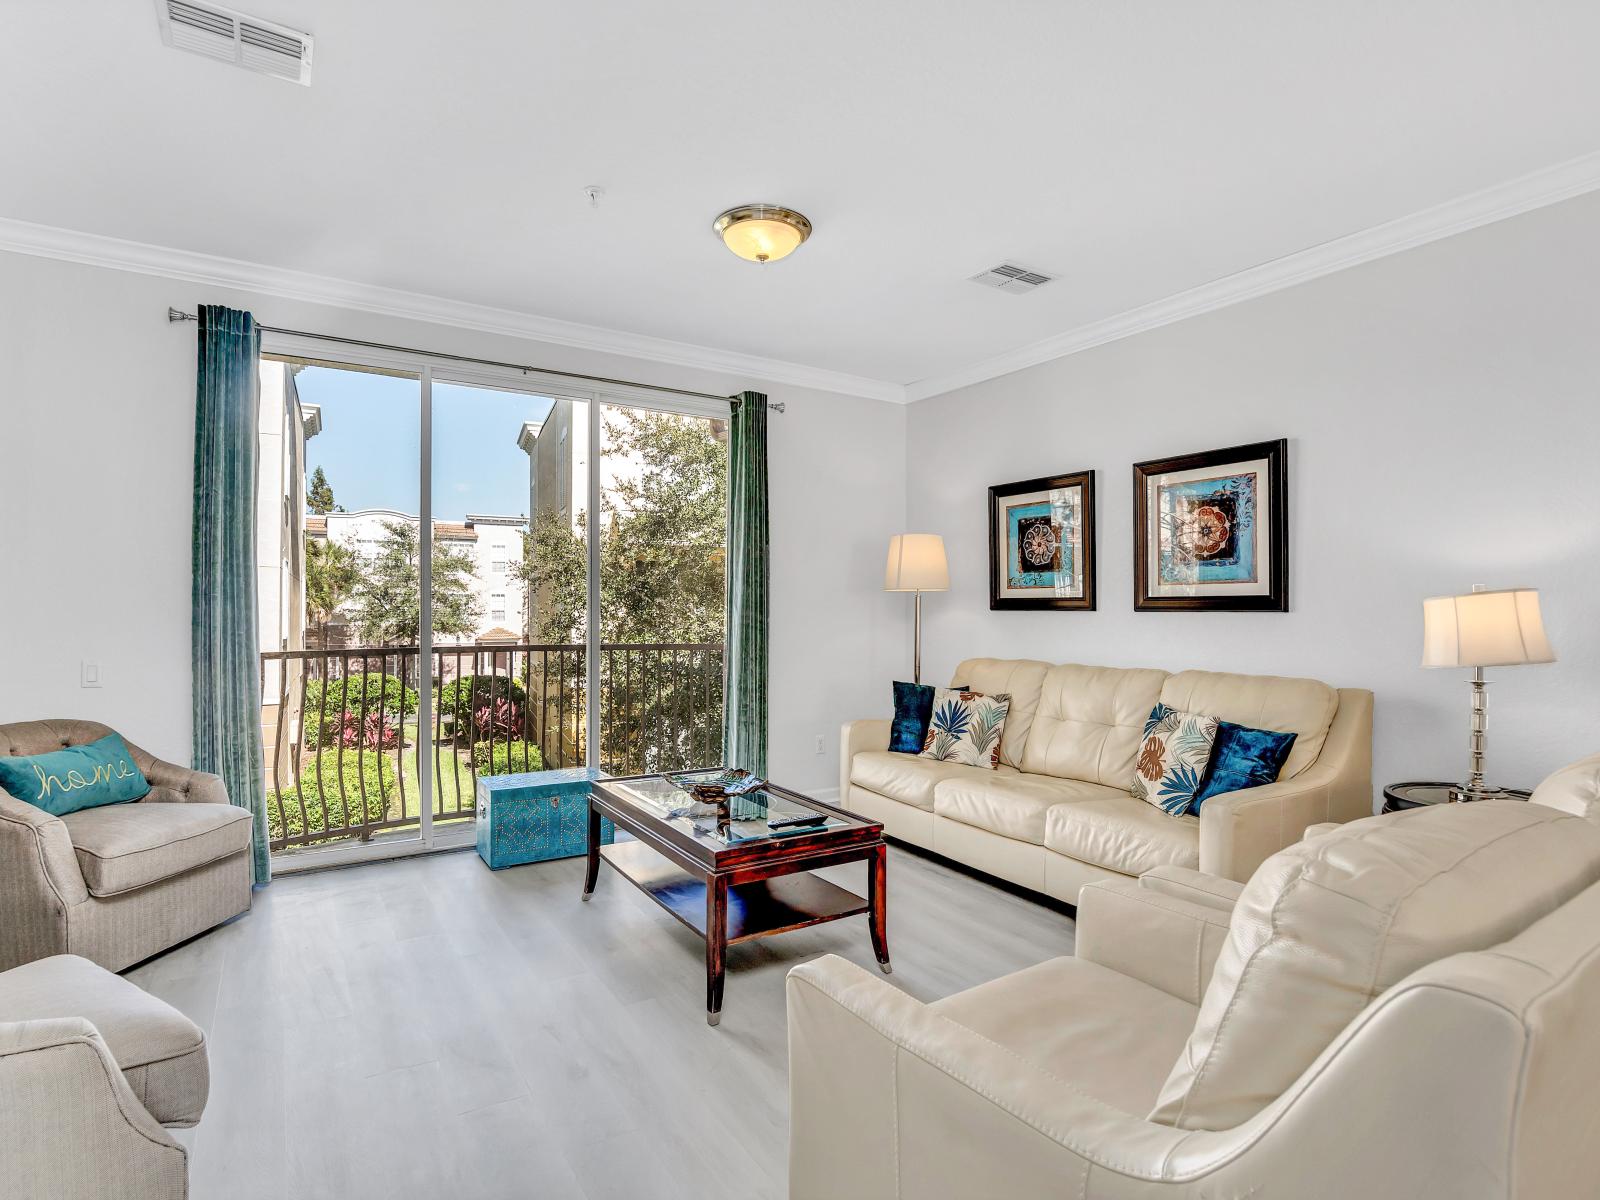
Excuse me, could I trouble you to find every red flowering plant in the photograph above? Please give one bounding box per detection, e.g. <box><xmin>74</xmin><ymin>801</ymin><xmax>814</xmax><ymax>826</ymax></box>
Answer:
<box><xmin>333</xmin><ymin>710</ymin><xmax>402</xmax><ymax>750</ymax></box>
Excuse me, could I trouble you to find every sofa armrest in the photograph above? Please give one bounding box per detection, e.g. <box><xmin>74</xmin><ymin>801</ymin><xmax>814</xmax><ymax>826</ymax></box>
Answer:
<box><xmin>1197</xmin><ymin>769</ymin><xmax>1335</xmax><ymax>883</ymax></box>
<box><xmin>1076</xmin><ymin>878</ymin><xmax>1233</xmax><ymax>1006</ymax></box>
<box><xmin>0</xmin><ymin>1017</ymin><xmax>187</xmax><ymax>1200</ymax></box>
<box><xmin>1139</xmin><ymin>865</ymin><xmax>1244</xmax><ymax>913</ymax></box>
<box><xmin>787</xmin><ymin>955</ymin><xmax>1193</xmax><ymax>1199</ymax></box>
<box><xmin>839</xmin><ymin>718</ymin><xmax>892</xmax><ymax>800</ymax></box>
<box><xmin>0</xmin><ymin>792</ymin><xmax>88</xmax><ymax>970</ymax></box>
<box><xmin>1197</xmin><ymin>687</ymin><xmax>1374</xmax><ymax>883</ymax></box>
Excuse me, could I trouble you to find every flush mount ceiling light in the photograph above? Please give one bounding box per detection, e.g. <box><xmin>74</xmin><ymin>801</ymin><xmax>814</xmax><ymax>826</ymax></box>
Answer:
<box><xmin>713</xmin><ymin>205</ymin><xmax>812</xmax><ymax>264</ymax></box>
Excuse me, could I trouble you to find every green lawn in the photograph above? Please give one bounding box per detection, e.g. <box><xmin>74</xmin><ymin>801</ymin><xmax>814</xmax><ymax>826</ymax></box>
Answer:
<box><xmin>268</xmin><ymin>719</ymin><xmax>554</xmax><ymax>850</ymax></box>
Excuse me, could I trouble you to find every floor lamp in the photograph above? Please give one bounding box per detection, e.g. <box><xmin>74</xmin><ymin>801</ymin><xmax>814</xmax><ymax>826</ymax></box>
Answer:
<box><xmin>1422</xmin><ymin>585</ymin><xmax>1556</xmax><ymax>801</ymax></box>
<box><xmin>885</xmin><ymin>534</ymin><xmax>949</xmax><ymax>685</ymax></box>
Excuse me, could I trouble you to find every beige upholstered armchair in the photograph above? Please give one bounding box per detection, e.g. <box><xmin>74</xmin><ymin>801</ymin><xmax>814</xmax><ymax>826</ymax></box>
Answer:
<box><xmin>789</xmin><ymin>758</ymin><xmax>1600</xmax><ymax>1199</ymax></box>
<box><xmin>0</xmin><ymin>719</ymin><xmax>254</xmax><ymax>973</ymax></box>
<box><xmin>0</xmin><ymin>954</ymin><xmax>209</xmax><ymax>1199</ymax></box>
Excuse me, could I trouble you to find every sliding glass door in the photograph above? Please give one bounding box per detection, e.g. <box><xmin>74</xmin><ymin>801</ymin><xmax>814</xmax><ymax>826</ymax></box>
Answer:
<box><xmin>256</xmin><ymin>356</ymin><xmax>427</xmax><ymax>857</ymax></box>
<box><xmin>255</xmin><ymin>339</ymin><xmax>728</xmax><ymax>864</ymax></box>
<box><xmin>429</xmin><ymin>379</ymin><xmax>590</xmax><ymax>818</ymax></box>
<box><xmin>597</xmin><ymin>402</ymin><xmax>728</xmax><ymax>774</ymax></box>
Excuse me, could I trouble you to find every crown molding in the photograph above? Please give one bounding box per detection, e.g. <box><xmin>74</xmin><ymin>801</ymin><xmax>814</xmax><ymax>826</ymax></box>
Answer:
<box><xmin>904</xmin><ymin>149</ymin><xmax>1600</xmax><ymax>402</ymax></box>
<box><xmin>0</xmin><ymin>217</ymin><xmax>905</xmax><ymax>404</ymax></box>
<box><xmin>7</xmin><ymin>148</ymin><xmax>1599</xmax><ymax>409</ymax></box>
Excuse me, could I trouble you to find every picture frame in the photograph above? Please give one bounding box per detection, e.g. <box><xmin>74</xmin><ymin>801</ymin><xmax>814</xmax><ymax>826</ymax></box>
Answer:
<box><xmin>988</xmin><ymin>470</ymin><xmax>1096</xmax><ymax>610</ymax></box>
<box><xmin>1133</xmin><ymin>438</ymin><xmax>1287</xmax><ymax>612</ymax></box>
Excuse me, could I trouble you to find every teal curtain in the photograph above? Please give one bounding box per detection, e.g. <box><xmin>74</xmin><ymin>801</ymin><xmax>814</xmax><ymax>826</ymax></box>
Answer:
<box><xmin>193</xmin><ymin>306</ymin><xmax>271</xmax><ymax>885</ymax></box>
<box><xmin>722</xmin><ymin>391</ymin><xmax>769</xmax><ymax>777</ymax></box>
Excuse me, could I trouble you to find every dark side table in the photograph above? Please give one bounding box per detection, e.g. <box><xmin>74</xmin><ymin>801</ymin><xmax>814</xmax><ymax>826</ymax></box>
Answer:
<box><xmin>1382</xmin><ymin>781</ymin><xmax>1532</xmax><ymax>814</ymax></box>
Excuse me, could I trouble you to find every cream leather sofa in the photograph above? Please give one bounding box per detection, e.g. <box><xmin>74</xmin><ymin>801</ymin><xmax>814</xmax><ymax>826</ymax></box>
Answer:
<box><xmin>790</xmin><ymin>757</ymin><xmax>1600</xmax><ymax>1199</ymax></box>
<box><xmin>842</xmin><ymin>658</ymin><xmax>1372</xmax><ymax>891</ymax></box>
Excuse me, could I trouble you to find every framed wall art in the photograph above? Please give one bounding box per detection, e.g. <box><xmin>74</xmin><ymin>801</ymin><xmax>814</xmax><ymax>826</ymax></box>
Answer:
<box><xmin>1133</xmin><ymin>438</ymin><xmax>1287</xmax><ymax>612</ymax></box>
<box><xmin>988</xmin><ymin>470</ymin><xmax>1095</xmax><ymax>610</ymax></box>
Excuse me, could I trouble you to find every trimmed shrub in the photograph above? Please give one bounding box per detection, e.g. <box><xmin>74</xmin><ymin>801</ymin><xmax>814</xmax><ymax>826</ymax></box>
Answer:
<box><xmin>304</xmin><ymin>673</ymin><xmax>417</xmax><ymax>750</ymax></box>
<box><xmin>268</xmin><ymin>749</ymin><xmax>398</xmax><ymax>845</ymax></box>
<box><xmin>439</xmin><ymin>674</ymin><xmax>527</xmax><ymax>715</ymax></box>
<box><xmin>471</xmin><ymin>739</ymin><xmax>544</xmax><ymax>777</ymax></box>
<box><xmin>440</xmin><ymin>675</ymin><xmax>527</xmax><ymax>743</ymax></box>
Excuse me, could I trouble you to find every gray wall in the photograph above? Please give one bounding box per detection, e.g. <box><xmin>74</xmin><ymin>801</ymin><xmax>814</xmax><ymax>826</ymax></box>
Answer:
<box><xmin>906</xmin><ymin>191</ymin><xmax>1600</xmax><ymax>803</ymax></box>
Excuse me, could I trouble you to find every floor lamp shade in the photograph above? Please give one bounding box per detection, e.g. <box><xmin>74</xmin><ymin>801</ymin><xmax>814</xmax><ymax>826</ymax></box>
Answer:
<box><xmin>1422</xmin><ymin>588</ymin><xmax>1555</xmax><ymax>668</ymax></box>
<box><xmin>886</xmin><ymin>534</ymin><xmax>948</xmax><ymax>686</ymax></box>
<box><xmin>885</xmin><ymin>535</ymin><xmax>949</xmax><ymax>593</ymax></box>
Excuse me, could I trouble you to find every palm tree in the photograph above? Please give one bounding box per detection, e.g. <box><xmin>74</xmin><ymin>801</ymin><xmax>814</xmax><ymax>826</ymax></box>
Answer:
<box><xmin>305</xmin><ymin>537</ymin><xmax>359</xmax><ymax>647</ymax></box>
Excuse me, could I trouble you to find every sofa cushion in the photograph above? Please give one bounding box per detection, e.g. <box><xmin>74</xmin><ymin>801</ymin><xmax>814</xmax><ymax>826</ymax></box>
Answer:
<box><xmin>61</xmin><ymin>802</ymin><xmax>253</xmax><ymax>897</ymax></box>
<box><xmin>931</xmin><ymin>956</ymin><xmax>1198</xmax><ymax>1117</ymax></box>
<box><xmin>0</xmin><ymin>954</ymin><xmax>208</xmax><ymax>1126</ymax></box>
<box><xmin>918</xmin><ymin>688</ymin><xmax>1011</xmax><ymax>769</ymax></box>
<box><xmin>890</xmin><ymin>680</ymin><xmax>959</xmax><ymax>754</ymax></box>
<box><xmin>934</xmin><ymin>773</ymin><xmax>1122</xmax><ymax>846</ymax></box>
<box><xmin>1158</xmin><ymin>670</ymin><xmax>1336</xmax><ymax>780</ymax></box>
<box><xmin>949</xmin><ymin>659</ymin><xmax>1050</xmax><ymax>769</ymax></box>
<box><xmin>1191</xmin><ymin>721</ymin><xmax>1298</xmax><ymax>812</ymax></box>
<box><xmin>1044</xmin><ymin>795</ymin><xmax>1199</xmax><ymax>876</ymax></box>
<box><xmin>1130</xmin><ymin>704</ymin><xmax>1220</xmax><ymax>815</ymax></box>
<box><xmin>1150</xmin><ymin>800</ymin><xmax>1600</xmax><ymax>1131</ymax></box>
<box><xmin>850</xmin><ymin>751</ymin><xmax>1014</xmax><ymax>812</ymax></box>
<box><xmin>1020</xmin><ymin>664</ymin><xmax>1169</xmax><ymax>787</ymax></box>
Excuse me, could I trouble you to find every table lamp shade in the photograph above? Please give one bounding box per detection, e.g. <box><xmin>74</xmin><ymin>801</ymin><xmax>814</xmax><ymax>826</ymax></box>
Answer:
<box><xmin>1422</xmin><ymin>588</ymin><xmax>1555</xmax><ymax>669</ymax></box>
<box><xmin>885</xmin><ymin>534</ymin><xmax>949</xmax><ymax>592</ymax></box>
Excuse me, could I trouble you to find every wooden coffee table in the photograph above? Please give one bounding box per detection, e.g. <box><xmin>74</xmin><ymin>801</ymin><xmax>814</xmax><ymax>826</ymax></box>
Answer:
<box><xmin>583</xmin><ymin>771</ymin><xmax>889</xmax><ymax>1025</ymax></box>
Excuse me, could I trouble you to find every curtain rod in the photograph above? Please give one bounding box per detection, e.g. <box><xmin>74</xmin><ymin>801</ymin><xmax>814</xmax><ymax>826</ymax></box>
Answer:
<box><xmin>165</xmin><ymin>308</ymin><xmax>785</xmax><ymax>412</ymax></box>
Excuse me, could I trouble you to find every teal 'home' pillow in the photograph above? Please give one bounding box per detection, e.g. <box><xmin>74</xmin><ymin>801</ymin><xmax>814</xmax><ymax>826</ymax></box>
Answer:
<box><xmin>1189</xmin><ymin>722</ymin><xmax>1298</xmax><ymax>814</ymax></box>
<box><xmin>0</xmin><ymin>733</ymin><xmax>151</xmax><ymax>817</ymax></box>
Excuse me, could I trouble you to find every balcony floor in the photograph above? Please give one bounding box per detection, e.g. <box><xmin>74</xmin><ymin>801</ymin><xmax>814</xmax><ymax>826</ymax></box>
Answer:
<box><xmin>126</xmin><ymin>839</ymin><xmax>1075</xmax><ymax>1199</ymax></box>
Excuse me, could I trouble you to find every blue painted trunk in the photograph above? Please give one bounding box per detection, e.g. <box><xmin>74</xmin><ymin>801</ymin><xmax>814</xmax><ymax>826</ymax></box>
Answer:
<box><xmin>475</xmin><ymin>767</ymin><xmax>614</xmax><ymax>870</ymax></box>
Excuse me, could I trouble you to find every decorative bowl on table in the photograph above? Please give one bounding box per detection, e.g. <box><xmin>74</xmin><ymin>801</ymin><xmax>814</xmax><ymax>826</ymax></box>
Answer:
<box><xmin>666</xmin><ymin>768</ymin><xmax>766</xmax><ymax>804</ymax></box>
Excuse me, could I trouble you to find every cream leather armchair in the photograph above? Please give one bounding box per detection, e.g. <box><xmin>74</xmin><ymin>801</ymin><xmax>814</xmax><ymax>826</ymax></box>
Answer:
<box><xmin>789</xmin><ymin>762</ymin><xmax>1600</xmax><ymax>1199</ymax></box>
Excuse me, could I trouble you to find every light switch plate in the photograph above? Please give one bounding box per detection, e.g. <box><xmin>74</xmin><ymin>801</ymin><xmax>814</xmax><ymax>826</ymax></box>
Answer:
<box><xmin>81</xmin><ymin>661</ymin><xmax>102</xmax><ymax>689</ymax></box>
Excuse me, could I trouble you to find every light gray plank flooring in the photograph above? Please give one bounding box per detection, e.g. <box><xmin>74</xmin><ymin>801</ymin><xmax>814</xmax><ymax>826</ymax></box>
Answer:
<box><xmin>127</xmin><ymin>841</ymin><xmax>1075</xmax><ymax>1200</ymax></box>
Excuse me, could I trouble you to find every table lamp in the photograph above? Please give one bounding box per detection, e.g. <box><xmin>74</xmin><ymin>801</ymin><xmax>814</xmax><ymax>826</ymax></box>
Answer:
<box><xmin>1422</xmin><ymin>585</ymin><xmax>1555</xmax><ymax>801</ymax></box>
<box><xmin>885</xmin><ymin>534</ymin><xmax>949</xmax><ymax>685</ymax></box>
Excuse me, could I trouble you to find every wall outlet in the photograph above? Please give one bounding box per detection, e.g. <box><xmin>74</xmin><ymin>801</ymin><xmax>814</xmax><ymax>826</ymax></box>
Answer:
<box><xmin>814</xmin><ymin>734</ymin><xmax>825</xmax><ymax>755</ymax></box>
<box><xmin>81</xmin><ymin>661</ymin><xmax>103</xmax><ymax>689</ymax></box>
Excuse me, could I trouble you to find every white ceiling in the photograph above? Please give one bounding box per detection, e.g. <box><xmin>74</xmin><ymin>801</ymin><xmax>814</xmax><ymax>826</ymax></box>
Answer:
<box><xmin>4</xmin><ymin>2</ymin><xmax>1600</xmax><ymax>397</ymax></box>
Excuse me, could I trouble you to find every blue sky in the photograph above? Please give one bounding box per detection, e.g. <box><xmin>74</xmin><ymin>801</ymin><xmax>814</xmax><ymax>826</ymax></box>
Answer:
<box><xmin>294</xmin><ymin>366</ymin><xmax>555</xmax><ymax>522</ymax></box>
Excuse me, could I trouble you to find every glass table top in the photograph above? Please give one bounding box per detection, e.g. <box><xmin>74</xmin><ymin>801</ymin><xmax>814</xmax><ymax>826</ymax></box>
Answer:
<box><xmin>604</xmin><ymin>771</ymin><xmax>849</xmax><ymax>848</ymax></box>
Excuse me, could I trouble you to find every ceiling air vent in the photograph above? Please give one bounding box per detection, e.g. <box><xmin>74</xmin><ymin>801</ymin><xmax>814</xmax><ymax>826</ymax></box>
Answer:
<box><xmin>156</xmin><ymin>0</ymin><xmax>313</xmax><ymax>85</ymax></box>
<box><xmin>970</xmin><ymin>263</ymin><xmax>1055</xmax><ymax>294</ymax></box>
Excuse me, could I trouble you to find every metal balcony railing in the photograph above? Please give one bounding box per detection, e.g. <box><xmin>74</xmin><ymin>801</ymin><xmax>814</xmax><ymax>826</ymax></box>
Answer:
<box><xmin>259</xmin><ymin>642</ymin><xmax>724</xmax><ymax>852</ymax></box>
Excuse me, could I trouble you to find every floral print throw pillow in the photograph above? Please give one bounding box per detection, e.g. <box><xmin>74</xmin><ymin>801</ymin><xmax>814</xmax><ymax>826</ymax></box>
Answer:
<box><xmin>1131</xmin><ymin>703</ymin><xmax>1220</xmax><ymax>815</ymax></box>
<box><xmin>919</xmin><ymin>688</ymin><xmax>1012</xmax><ymax>770</ymax></box>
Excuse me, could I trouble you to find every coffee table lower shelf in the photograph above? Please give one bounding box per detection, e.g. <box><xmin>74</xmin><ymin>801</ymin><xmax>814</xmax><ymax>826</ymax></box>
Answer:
<box><xmin>599</xmin><ymin>839</ymin><xmax>869</xmax><ymax>943</ymax></box>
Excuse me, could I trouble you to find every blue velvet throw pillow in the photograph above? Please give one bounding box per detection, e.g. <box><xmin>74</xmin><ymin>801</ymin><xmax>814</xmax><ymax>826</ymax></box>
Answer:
<box><xmin>0</xmin><ymin>733</ymin><xmax>150</xmax><ymax>817</ymax></box>
<box><xmin>1190</xmin><ymin>722</ymin><xmax>1297</xmax><ymax>814</ymax></box>
<box><xmin>889</xmin><ymin>681</ymin><xmax>966</xmax><ymax>754</ymax></box>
